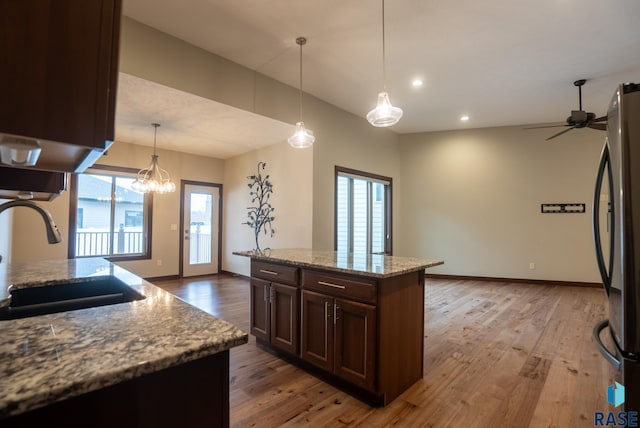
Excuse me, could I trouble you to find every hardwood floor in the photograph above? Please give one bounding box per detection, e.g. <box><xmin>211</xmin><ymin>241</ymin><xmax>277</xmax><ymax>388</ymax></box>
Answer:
<box><xmin>154</xmin><ymin>274</ymin><xmax>614</xmax><ymax>427</ymax></box>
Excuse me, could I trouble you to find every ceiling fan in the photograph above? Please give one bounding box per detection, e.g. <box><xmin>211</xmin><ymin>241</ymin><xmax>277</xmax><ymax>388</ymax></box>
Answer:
<box><xmin>525</xmin><ymin>79</ymin><xmax>607</xmax><ymax>141</ymax></box>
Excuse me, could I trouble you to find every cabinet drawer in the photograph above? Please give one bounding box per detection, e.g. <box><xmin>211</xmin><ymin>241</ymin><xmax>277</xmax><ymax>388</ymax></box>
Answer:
<box><xmin>302</xmin><ymin>270</ymin><xmax>377</xmax><ymax>304</ymax></box>
<box><xmin>251</xmin><ymin>261</ymin><xmax>299</xmax><ymax>286</ymax></box>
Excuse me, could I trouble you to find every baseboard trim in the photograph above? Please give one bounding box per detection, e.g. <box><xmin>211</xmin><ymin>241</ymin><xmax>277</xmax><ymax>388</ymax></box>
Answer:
<box><xmin>220</xmin><ymin>270</ymin><xmax>250</xmax><ymax>280</ymax></box>
<box><xmin>143</xmin><ymin>274</ymin><xmax>180</xmax><ymax>283</ymax></box>
<box><xmin>424</xmin><ymin>273</ymin><xmax>601</xmax><ymax>288</ymax></box>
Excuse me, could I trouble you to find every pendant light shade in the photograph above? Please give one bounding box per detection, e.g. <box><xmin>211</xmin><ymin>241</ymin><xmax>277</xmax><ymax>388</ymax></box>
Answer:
<box><xmin>367</xmin><ymin>92</ymin><xmax>403</xmax><ymax>127</ymax></box>
<box><xmin>288</xmin><ymin>121</ymin><xmax>315</xmax><ymax>148</ymax></box>
<box><xmin>288</xmin><ymin>37</ymin><xmax>315</xmax><ymax>148</ymax></box>
<box><xmin>367</xmin><ymin>0</ymin><xmax>403</xmax><ymax>127</ymax></box>
<box><xmin>131</xmin><ymin>123</ymin><xmax>176</xmax><ymax>194</ymax></box>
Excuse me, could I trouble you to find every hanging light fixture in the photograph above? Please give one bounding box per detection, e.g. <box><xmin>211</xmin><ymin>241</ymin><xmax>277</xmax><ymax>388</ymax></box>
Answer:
<box><xmin>366</xmin><ymin>0</ymin><xmax>403</xmax><ymax>127</ymax></box>
<box><xmin>288</xmin><ymin>37</ymin><xmax>315</xmax><ymax>148</ymax></box>
<box><xmin>131</xmin><ymin>123</ymin><xmax>176</xmax><ymax>194</ymax></box>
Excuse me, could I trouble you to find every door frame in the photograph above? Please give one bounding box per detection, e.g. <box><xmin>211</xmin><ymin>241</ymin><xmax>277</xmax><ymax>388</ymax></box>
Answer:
<box><xmin>179</xmin><ymin>180</ymin><xmax>223</xmax><ymax>278</ymax></box>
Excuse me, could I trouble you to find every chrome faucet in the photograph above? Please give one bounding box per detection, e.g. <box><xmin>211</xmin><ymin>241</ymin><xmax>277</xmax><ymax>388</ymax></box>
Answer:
<box><xmin>0</xmin><ymin>200</ymin><xmax>63</xmax><ymax>244</ymax></box>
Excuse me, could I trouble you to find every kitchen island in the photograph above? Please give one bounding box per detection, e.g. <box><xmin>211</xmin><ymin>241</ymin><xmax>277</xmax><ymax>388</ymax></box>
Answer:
<box><xmin>233</xmin><ymin>249</ymin><xmax>443</xmax><ymax>406</ymax></box>
<box><xmin>0</xmin><ymin>258</ymin><xmax>248</xmax><ymax>427</ymax></box>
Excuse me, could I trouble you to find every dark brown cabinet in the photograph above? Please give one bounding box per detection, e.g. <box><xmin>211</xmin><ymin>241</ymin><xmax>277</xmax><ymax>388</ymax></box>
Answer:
<box><xmin>301</xmin><ymin>289</ymin><xmax>376</xmax><ymax>390</ymax></box>
<box><xmin>0</xmin><ymin>0</ymin><xmax>122</xmax><ymax>173</ymax></box>
<box><xmin>0</xmin><ymin>166</ymin><xmax>67</xmax><ymax>201</ymax></box>
<box><xmin>248</xmin><ymin>258</ymin><xmax>426</xmax><ymax>406</ymax></box>
<box><xmin>249</xmin><ymin>262</ymin><xmax>300</xmax><ymax>355</ymax></box>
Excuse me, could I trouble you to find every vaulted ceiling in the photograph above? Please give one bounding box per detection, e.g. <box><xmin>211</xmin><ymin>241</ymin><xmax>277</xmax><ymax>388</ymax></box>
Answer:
<box><xmin>117</xmin><ymin>0</ymin><xmax>640</xmax><ymax>158</ymax></box>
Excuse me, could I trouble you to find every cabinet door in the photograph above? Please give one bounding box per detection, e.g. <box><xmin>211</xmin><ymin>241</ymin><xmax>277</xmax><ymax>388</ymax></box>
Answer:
<box><xmin>334</xmin><ymin>298</ymin><xmax>376</xmax><ymax>390</ymax></box>
<box><xmin>249</xmin><ymin>278</ymin><xmax>270</xmax><ymax>342</ymax></box>
<box><xmin>0</xmin><ymin>1</ymin><xmax>120</xmax><ymax>148</ymax></box>
<box><xmin>270</xmin><ymin>282</ymin><xmax>298</xmax><ymax>355</ymax></box>
<box><xmin>300</xmin><ymin>290</ymin><xmax>333</xmax><ymax>372</ymax></box>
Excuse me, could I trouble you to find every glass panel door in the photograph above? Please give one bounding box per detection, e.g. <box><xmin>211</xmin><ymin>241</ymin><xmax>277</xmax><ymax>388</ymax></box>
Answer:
<box><xmin>182</xmin><ymin>183</ymin><xmax>220</xmax><ymax>277</ymax></box>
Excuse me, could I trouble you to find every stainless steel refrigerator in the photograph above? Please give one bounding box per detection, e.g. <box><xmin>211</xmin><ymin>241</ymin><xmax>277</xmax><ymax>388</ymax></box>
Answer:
<box><xmin>593</xmin><ymin>82</ymin><xmax>640</xmax><ymax>413</ymax></box>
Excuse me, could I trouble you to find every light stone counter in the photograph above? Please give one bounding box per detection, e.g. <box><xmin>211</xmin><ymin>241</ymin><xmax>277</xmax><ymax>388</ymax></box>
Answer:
<box><xmin>0</xmin><ymin>258</ymin><xmax>248</xmax><ymax>419</ymax></box>
<box><xmin>233</xmin><ymin>248</ymin><xmax>444</xmax><ymax>278</ymax></box>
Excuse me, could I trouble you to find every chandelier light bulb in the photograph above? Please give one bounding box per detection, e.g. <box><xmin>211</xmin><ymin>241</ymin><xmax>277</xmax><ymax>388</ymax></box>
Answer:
<box><xmin>133</xmin><ymin>124</ymin><xmax>176</xmax><ymax>194</ymax></box>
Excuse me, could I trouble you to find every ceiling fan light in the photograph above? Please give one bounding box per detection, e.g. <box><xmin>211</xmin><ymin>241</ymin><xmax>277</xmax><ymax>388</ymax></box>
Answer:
<box><xmin>288</xmin><ymin>121</ymin><xmax>315</xmax><ymax>148</ymax></box>
<box><xmin>367</xmin><ymin>92</ymin><xmax>403</xmax><ymax>127</ymax></box>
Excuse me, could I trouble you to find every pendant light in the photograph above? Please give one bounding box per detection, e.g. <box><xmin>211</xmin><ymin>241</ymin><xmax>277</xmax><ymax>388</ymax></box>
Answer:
<box><xmin>288</xmin><ymin>37</ymin><xmax>315</xmax><ymax>148</ymax></box>
<box><xmin>366</xmin><ymin>0</ymin><xmax>403</xmax><ymax>127</ymax></box>
<box><xmin>131</xmin><ymin>123</ymin><xmax>176</xmax><ymax>194</ymax></box>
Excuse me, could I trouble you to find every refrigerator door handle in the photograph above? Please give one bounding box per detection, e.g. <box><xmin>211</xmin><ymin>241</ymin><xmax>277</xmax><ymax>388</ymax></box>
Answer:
<box><xmin>593</xmin><ymin>319</ymin><xmax>621</xmax><ymax>371</ymax></box>
<box><xmin>593</xmin><ymin>141</ymin><xmax>613</xmax><ymax>295</ymax></box>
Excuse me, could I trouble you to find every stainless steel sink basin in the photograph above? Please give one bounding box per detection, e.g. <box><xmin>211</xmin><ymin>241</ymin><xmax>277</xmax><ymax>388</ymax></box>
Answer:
<box><xmin>0</xmin><ymin>277</ymin><xmax>146</xmax><ymax>320</ymax></box>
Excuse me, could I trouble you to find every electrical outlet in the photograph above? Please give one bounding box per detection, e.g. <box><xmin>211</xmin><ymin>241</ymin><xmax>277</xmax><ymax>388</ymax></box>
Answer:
<box><xmin>157</xmin><ymin>259</ymin><xmax>163</xmax><ymax>266</ymax></box>
<box><xmin>529</xmin><ymin>262</ymin><xmax>535</xmax><ymax>270</ymax></box>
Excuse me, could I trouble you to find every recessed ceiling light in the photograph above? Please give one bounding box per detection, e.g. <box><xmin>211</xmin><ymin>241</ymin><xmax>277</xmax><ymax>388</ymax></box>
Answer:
<box><xmin>412</xmin><ymin>79</ymin><xmax>423</xmax><ymax>87</ymax></box>
<box><xmin>460</xmin><ymin>115</ymin><xmax>470</xmax><ymax>122</ymax></box>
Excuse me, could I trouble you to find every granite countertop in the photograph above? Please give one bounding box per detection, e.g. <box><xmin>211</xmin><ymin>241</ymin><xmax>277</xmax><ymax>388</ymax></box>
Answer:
<box><xmin>0</xmin><ymin>258</ymin><xmax>248</xmax><ymax>419</ymax></box>
<box><xmin>233</xmin><ymin>248</ymin><xmax>444</xmax><ymax>278</ymax></box>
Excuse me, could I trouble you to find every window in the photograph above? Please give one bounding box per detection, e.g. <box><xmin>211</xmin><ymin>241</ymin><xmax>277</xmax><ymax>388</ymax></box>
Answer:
<box><xmin>68</xmin><ymin>166</ymin><xmax>152</xmax><ymax>260</ymax></box>
<box><xmin>335</xmin><ymin>166</ymin><xmax>392</xmax><ymax>255</ymax></box>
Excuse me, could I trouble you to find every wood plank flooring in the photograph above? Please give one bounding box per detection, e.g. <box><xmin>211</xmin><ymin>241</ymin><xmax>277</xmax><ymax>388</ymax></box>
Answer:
<box><xmin>154</xmin><ymin>274</ymin><xmax>615</xmax><ymax>427</ymax></box>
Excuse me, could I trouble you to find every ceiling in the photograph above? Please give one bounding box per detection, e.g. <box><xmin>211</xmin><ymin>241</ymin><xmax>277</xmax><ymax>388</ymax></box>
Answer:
<box><xmin>118</xmin><ymin>0</ymin><xmax>640</xmax><ymax>158</ymax></box>
<box><xmin>116</xmin><ymin>73</ymin><xmax>295</xmax><ymax>159</ymax></box>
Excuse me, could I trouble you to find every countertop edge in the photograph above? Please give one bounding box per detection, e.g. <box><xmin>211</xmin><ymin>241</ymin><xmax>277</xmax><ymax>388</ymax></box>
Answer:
<box><xmin>0</xmin><ymin>258</ymin><xmax>249</xmax><ymax>419</ymax></box>
<box><xmin>233</xmin><ymin>249</ymin><xmax>444</xmax><ymax>278</ymax></box>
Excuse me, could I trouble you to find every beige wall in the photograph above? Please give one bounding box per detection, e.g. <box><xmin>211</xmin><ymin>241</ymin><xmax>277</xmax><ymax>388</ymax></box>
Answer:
<box><xmin>2</xmin><ymin>16</ymin><xmax>606</xmax><ymax>284</ymax></box>
<box><xmin>0</xmin><ymin>199</ymin><xmax>13</xmax><ymax>263</ymax></box>
<box><xmin>307</xmin><ymin>96</ymin><xmax>401</xmax><ymax>252</ymax></box>
<box><xmin>223</xmin><ymin>142</ymin><xmax>313</xmax><ymax>276</ymax></box>
<box><xmin>9</xmin><ymin>192</ymin><xmax>70</xmax><ymax>263</ymax></box>
<box><xmin>8</xmin><ymin>141</ymin><xmax>225</xmax><ymax>279</ymax></box>
<box><xmin>398</xmin><ymin>126</ymin><xmax>605</xmax><ymax>282</ymax></box>
<box><xmin>119</xmin><ymin>17</ymin><xmax>401</xmax><ymax>255</ymax></box>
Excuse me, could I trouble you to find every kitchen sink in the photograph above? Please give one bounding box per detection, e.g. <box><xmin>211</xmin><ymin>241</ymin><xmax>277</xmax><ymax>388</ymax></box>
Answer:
<box><xmin>0</xmin><ymin>277</ymin><xmax>146</xmax><ymax>320</ymax></box>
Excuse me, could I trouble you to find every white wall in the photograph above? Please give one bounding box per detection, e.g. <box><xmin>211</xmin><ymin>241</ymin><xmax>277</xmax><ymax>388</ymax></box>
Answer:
<box><xmin>223</xmin><ymin>142</ymin><xmax>313</xmax><ymax>276</ymax></box>
<box><xmin>398</xmin><ymin>125</ymin><xmax>605</xmax><ymax>282</ymax></box>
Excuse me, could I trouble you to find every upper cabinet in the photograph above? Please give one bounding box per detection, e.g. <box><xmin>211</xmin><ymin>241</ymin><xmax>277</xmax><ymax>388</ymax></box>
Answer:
<box><xmin>0</xmin><ymin>0</ymin><xmax>122</xmax><ymax>173</ymax></box>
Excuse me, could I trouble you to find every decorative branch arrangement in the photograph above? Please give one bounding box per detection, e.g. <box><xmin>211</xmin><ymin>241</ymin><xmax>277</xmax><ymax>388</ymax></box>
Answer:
<box><xmin>243</xmin><ymin>161</ymin><xmax>275</xmax><ymax>252</ymax></box>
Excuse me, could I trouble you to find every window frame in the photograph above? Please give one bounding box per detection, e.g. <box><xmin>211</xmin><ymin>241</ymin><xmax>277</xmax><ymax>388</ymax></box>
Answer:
<box><xmin>68</xmin><ymin>164</ymin><xmax>153</xmax><ymax>261</ymax></box>
<box><xmin>334</xmin><ymin>166</ymin><xmax>393</xmax><ymax>255</ymax></box>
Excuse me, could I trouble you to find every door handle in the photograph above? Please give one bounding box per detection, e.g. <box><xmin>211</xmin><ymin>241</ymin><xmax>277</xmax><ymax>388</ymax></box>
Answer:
<box><xmin>593</xmin><ymin>319</ymin><xmax>621</xmax><ymax>371</ymax></box>
<box><xmin>592</xmin><ymin>140</ymin><xmax>613</xmax><ymax>295</ymax></box>
<box><xmin>259</xmin><ymin>269</ymin><xmax>279</xmax><ymax>276</ymax></box>
<box><xmin>319</xmin><ymin>281</ymin><xmax>345</xmax><ymax>289</ymax></box>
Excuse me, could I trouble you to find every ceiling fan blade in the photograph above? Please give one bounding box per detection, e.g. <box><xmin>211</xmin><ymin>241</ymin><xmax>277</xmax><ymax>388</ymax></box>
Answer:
<box><xmin>546</xmin><ymin>127</ymin><xmax>575</xmax><ymax>141</ymax></box>
<box><xmin>593</xmin><ymin>115</ymin><xmax>608</xmax><ymax>122</ymax></box>
<box><xmin>524</xmin><ymin>124</ymin><xmax>569</xmax><ymax>129</ymax></box>
<box><xmin>589</xmin><ymin>123</ymin><xmax>607</xmax><ymax>131</ymax></box>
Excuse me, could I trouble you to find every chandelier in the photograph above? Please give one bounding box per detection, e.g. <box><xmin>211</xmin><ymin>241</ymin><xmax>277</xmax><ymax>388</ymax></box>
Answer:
<box><xmin>131</xmin><ymin>123</ymin><xmax>176</xmax><ymax>194</ymax></box>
